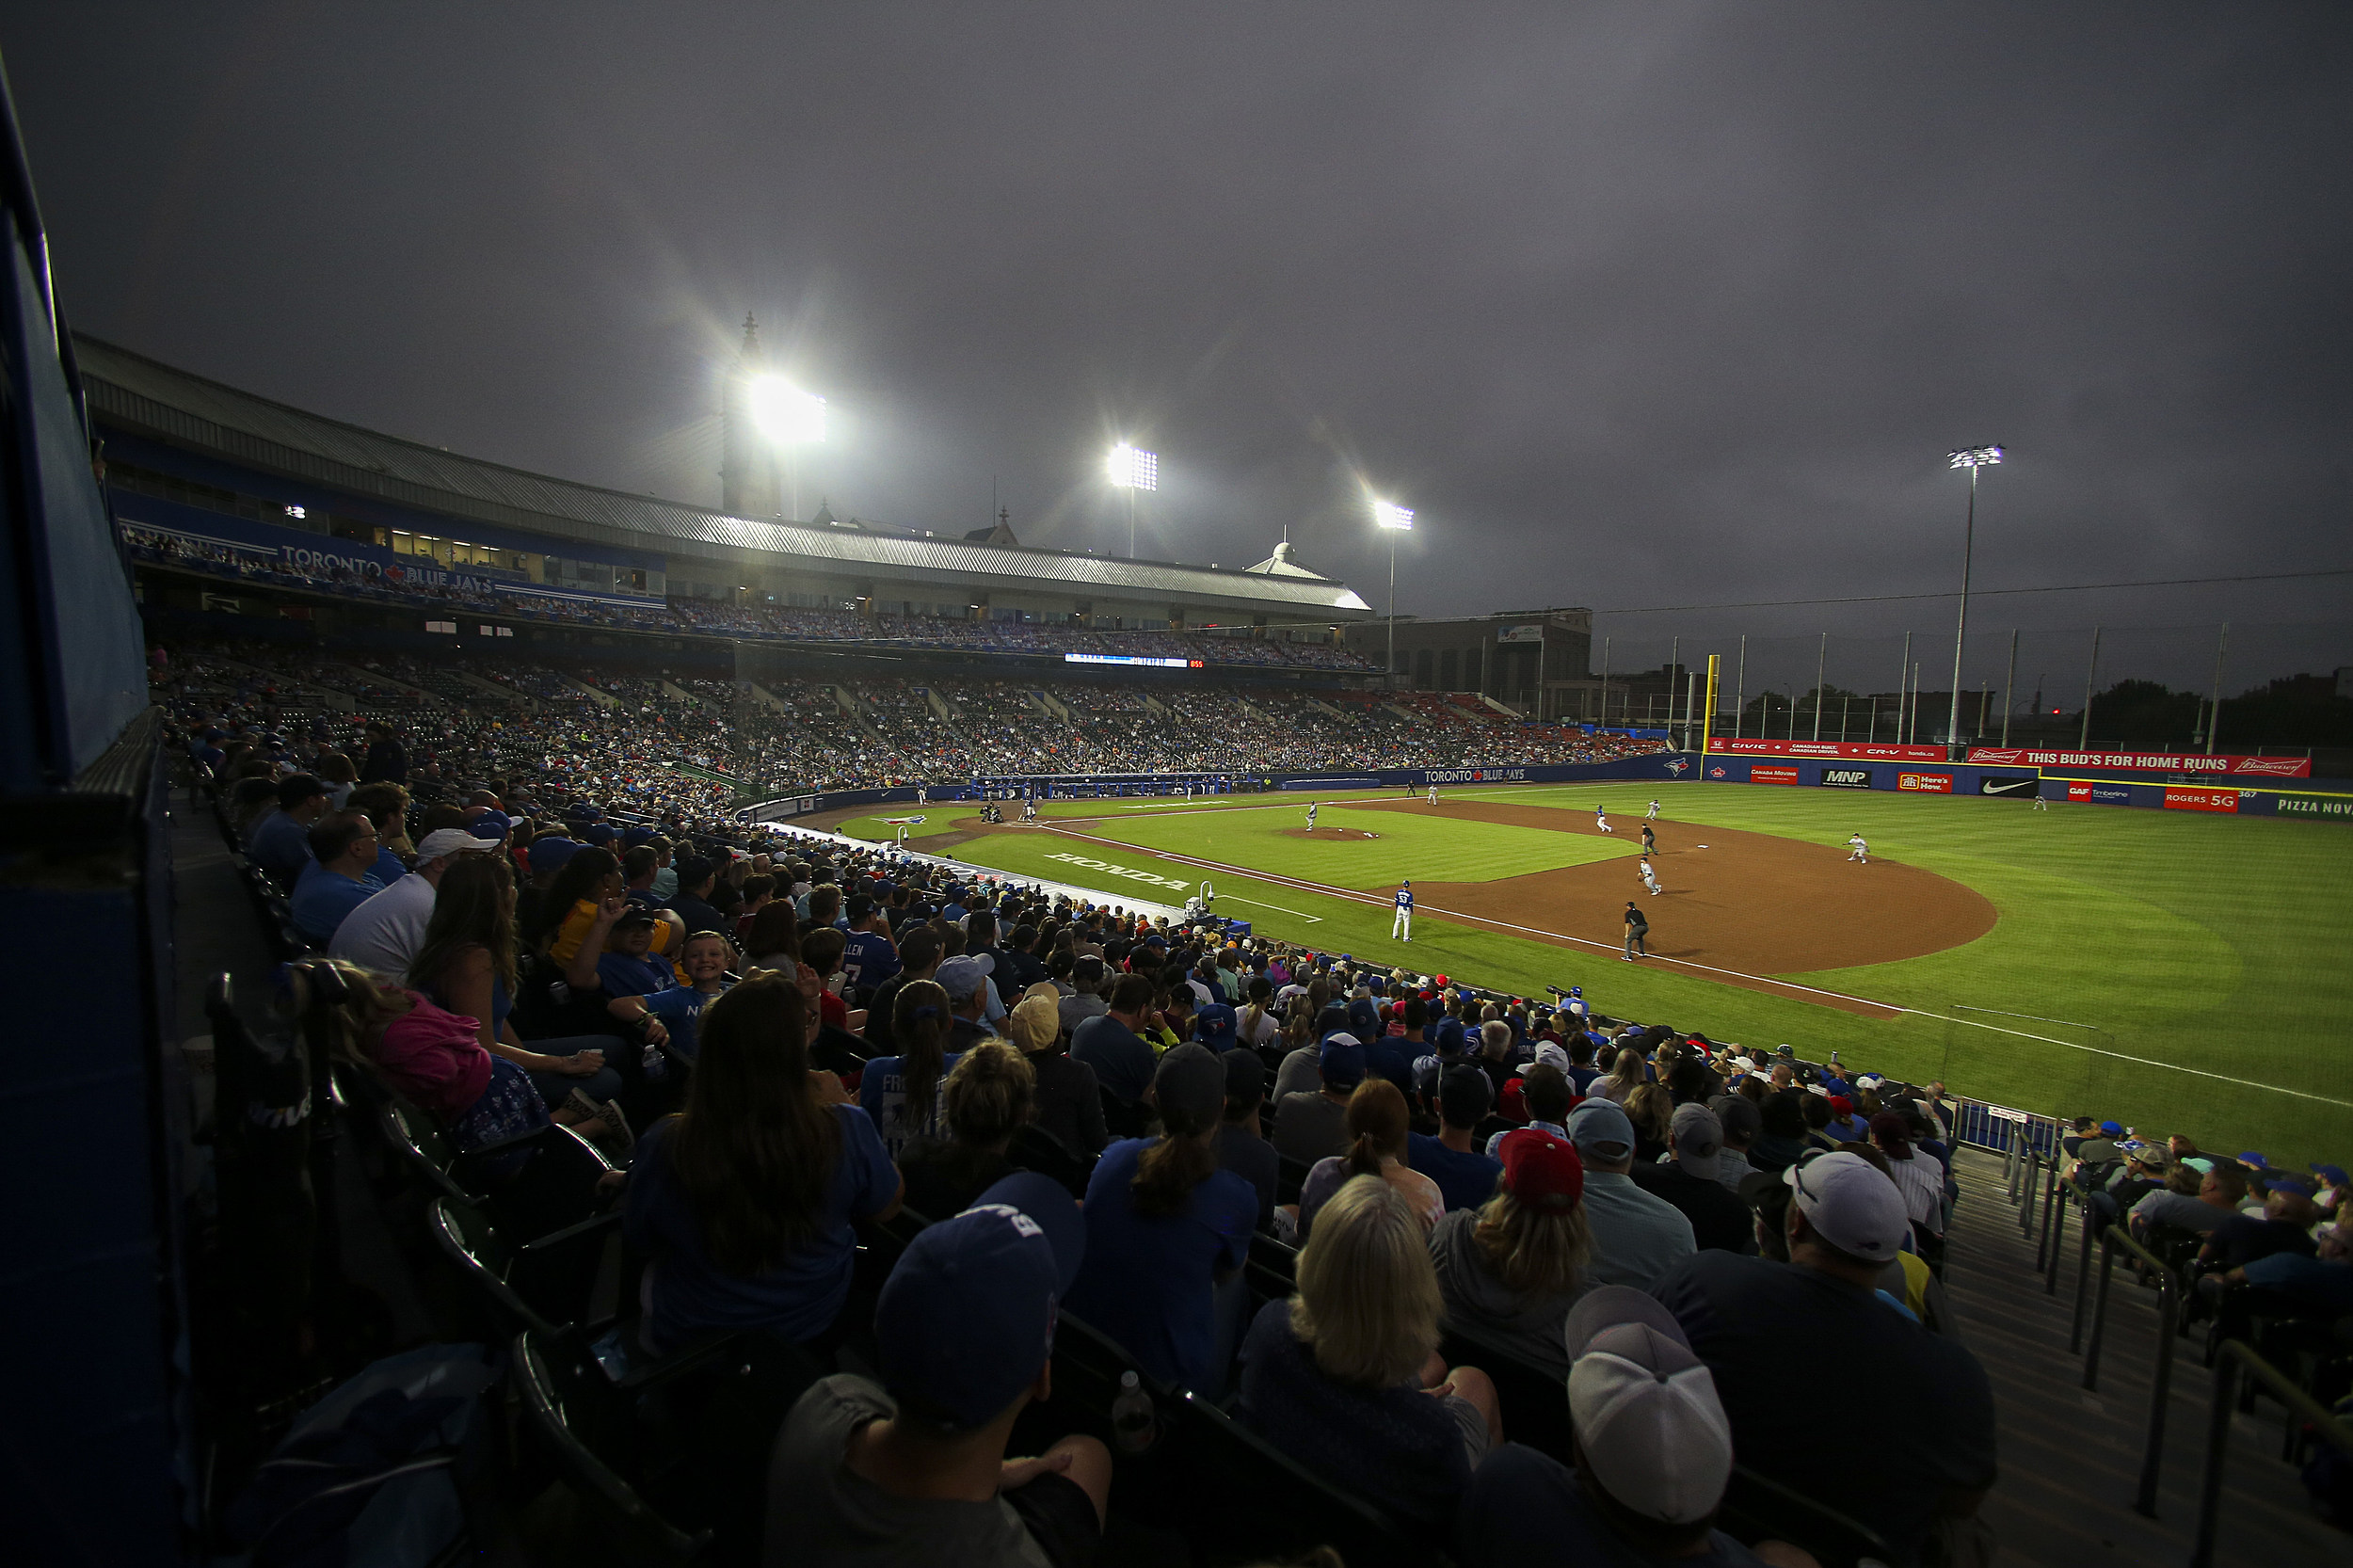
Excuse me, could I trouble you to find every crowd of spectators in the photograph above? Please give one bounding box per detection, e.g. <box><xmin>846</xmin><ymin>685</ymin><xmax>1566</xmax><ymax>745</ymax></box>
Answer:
<box><xmin>202</xmin><ymin>676</ymin><xmax>2350</xmax><ymax>1566</ymax></box>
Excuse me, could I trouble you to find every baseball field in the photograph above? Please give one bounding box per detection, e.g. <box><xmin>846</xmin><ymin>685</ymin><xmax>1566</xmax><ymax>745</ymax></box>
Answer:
<box><xmin>824</xmin><ymin>780</ymin><xmax>2353</xmax><ymax>1168</ymax></box>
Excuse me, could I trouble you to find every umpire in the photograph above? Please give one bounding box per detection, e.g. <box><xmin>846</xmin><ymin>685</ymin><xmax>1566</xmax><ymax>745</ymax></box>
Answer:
<box><xmin>1623</xmin><ymin>900</ymin><xmax>1650</xmax><ymax>961</ymax></box>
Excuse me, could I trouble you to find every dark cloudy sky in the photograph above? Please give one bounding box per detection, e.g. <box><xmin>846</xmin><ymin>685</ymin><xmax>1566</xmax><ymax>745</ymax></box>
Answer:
<box><xmin>6</xmin><ymin>3</ymin><xmax>2348</xmax><ymax>696</ymax></box>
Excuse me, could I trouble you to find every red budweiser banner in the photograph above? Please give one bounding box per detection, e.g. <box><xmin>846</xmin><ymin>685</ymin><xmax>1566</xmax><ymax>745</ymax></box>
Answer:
<box><xmin>1964</xmin><ymin>747</ymin><xmax>2310</xmax><ymax>778</ymax></box>
<box><xmin>1706</xmin><ymin>738</ymin><xmax>1949</xmax><ymax>762</ymax></box>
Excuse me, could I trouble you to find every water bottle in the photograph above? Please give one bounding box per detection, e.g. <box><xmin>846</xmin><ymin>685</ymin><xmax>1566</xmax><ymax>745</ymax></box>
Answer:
<box><xmin>1110</xmin><ymin>1370</ymin><xmax>1157</xmax><ymax>1455</ymax></box>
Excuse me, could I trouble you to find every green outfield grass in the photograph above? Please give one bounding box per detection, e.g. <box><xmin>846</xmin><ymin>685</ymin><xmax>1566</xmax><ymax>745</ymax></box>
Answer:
<box><xmin>877</xmin><ymin>782</ymin><xmax>2352</xmax><ymax>1167</ymax></box>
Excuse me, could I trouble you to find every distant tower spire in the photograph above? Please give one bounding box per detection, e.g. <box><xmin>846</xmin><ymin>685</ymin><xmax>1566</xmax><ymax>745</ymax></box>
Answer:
<box><xmin>721</xmin><ymin>313</ymin><xmax>781</xmax><ymax>520</ymax></box>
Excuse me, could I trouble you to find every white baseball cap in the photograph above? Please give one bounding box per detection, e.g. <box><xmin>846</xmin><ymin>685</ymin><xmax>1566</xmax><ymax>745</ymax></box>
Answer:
<box><xmin>415</xmin><ymin>827</ymin><xmax>504</xmax><ymax>861</ymax></box>
<box><xmin>1562</xmin><ymin>1288</ymin><xmax>1734</xmax><ymax>1525</ymax></box>
<box><xmin>1784</xmin><ymin>1150</ymin><xmax>1910</xmax><ymax>1262</ymax></box>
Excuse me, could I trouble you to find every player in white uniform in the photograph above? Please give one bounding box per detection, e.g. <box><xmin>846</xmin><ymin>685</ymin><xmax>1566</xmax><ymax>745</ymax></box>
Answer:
<box><xmin>1392</xmin><ymin>880</ymin><xmax>1414</xmax><ymax>941</ymax></box>
<box><xmin>1427</xmin><ymin>782</ymin><xmax>1438</xmax><ymax>805</ymax></box>
<box><xmin>1846</xmin><ymin>833</ymin><xmax>1868</xmax><ymax>864</ymax></box>
<box><xmin>1639</xmin><ymin>857</ymin><xmax>1662</xmax><ymax>896</ymax></box>
<box><xmin>917</xmin><ymin>786</ymin><xmax>928</xmax><ymax>806</ymax></box>
<box><xmin>1594</xmin><ymin>806</ymin><xmax>1612</xmax><ymax>834</ymax></box>
<box><xmin>1305</xmin><ymin>801</ymin><xmax>1319</xmax><ymax>831</ymax></box>
<box><xmin>2031</xmin><ymin>788</ymin><xmax>2050</xmax><ymax>811</ymax></box>
<box><xmin>1646</xmin><ymin>798</ymin><xmax>1661</xmax><ymax>820</ymax></box>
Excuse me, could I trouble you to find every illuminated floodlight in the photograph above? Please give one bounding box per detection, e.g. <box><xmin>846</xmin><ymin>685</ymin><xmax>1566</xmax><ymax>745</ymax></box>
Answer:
<box><xmin>1372</xmin><ymin>500</ymin><xmax>1415</xmax><ymax>531</ymax></box>
<box><xmin>1109</xmin><ymin>443</ymin><xmax>1159</xmax><ymax>491</ymax></box>
<box><xmin>1946</xmin><ymin>445</ymin><xmax>2003</xmax><ymax>469</ymax></box>
<box><xmin>749</xmin><ymin>376</ymin><xmax>826</xmax><ymax>443</ymax></box>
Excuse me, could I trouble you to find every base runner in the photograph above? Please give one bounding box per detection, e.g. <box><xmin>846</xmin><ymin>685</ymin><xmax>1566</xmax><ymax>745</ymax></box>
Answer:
<box><xmin>1595</xmin><ymin>806</ymin><xmax>1613</xmax><ymax>835</ymax></box>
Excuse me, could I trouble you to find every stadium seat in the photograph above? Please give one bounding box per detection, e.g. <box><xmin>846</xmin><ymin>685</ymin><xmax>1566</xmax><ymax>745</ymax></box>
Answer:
<box><xmin>1162</xmin><ymin>1390</ymin><xmax>1431</xmax><ymax>1567</ymax></box>
<box><xmin>1718</xmin><ymin>1464</ymin><xmax>1893</xmax><ymax>1568</ymax></box>
<box><xmin>1437</xmin><ymin>1319</ymin><xmax>1575</xmax><ymax>1462</ymax></box>
<box><xmin>428</xmin><ymin>1196</ymin><xmax>620</xmax><ymax>1338</ymax></box>
<box><xmin>511</xmin><ymin>1329</ymin><xmax>713</xmax><ymax>1567</ymax></box>
<box><xmin>1008</xmin><ymin>1122</ymin><xmax>1096</xmax><ymax>1197</ymax></box>
<box><xmin>376</xmin><ymin>1097</ymin><xmax>614</xmax><ymax>1244</ymax></box>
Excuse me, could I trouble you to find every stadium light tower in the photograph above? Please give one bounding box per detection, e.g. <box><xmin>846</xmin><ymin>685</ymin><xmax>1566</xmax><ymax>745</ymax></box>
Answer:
<box><xmin>1372</xmin><ymin>499</ymin><xmax>1414</xmax><ymax>685</ymax></box>
<box><xmin>1108</xmin><ymin>442</ymin><xmax>1158</xmax><ymax>556</ymax></box>
<box><xmin>1944</xmin><ymin>444</ymin><xmax>2001</xmax><ymax>760</ymax></box>
<box><xmin>750</xmin><ymin>376</ymin><xmax>827</xmax><ymax>520</ymax></box>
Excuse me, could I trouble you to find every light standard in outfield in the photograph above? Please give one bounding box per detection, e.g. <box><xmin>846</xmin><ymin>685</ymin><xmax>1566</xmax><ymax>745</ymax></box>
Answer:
<box><xmin>1944</xmin><ymin>444</ymin><xmax>2002</xmax><ymax>760</ymax></box>
<box><xmin>749</xmin><ymin>376</ymin><xmax>827</xmax><ymax>520</ymax></box>
<box><xmin>1109</xmin><ymin>443</ymin><xmax>1158</xmax><ymax>557</ymax></box>
<box><xmin>1372</xmin><ymin>499</ymin><xmax>1415</xmax><ymax>688</ymax></box>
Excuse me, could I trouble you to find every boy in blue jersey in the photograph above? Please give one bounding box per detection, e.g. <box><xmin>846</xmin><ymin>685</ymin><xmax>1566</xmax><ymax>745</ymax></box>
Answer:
<box><xmin>1392</xmin><ymin>879</ymin><xmax>1414</xmax><ymax>941</ymax></box>
<box><xmin>840</xmin><ymin>894</ymin><xmax>902</xmax><ymax>1006</ymax></box>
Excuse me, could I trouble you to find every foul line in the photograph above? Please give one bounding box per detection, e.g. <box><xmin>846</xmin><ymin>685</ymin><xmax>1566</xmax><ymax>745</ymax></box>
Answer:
<box><xmin>1015</xmin><ymin>820</ymin><xmax>2353</xmax><ymax>1109</ymax></box>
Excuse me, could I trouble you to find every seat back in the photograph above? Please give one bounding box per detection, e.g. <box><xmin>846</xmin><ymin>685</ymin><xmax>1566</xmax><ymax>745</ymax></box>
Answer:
<box><xmin>1009</xmin><ymin>1122</ymin><xmax>1096</xmax><ymax>1198</ymax></box>
<box><xmin>1164</xmin><ymin>1391</ymin><xmax>1426</xmax><ymax>1568</ymax></box>
<box><xmin>1437</xmin><ymin>1319</ymin><xmax>1573</xmax><ymax>1462</ymax></box>
<box><xmin>431</xmin><ymin>1197</ymin><xmax>560</xmax><ymax>1337</ymax></box>
<box><xmin>377</xmin><ymin>1098</ymin><xmax>477</xmax><ymax>1204</ymax></box>
<box><xmin>1719</xmin><ymin>1464</ymin><xmax>1893</xmax><ymax>1568</ymax></box>
<box><xmin>511</xmin><ymin>1331</ymin><xmax>711</xmax><ymax>1567</ymax></box>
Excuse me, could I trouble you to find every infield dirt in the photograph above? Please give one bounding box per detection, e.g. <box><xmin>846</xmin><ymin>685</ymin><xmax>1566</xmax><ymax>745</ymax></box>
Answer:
<box><xmin>1356</xmin><ymin>798</ymin><xmax>1996</xmax><ymax>989</ymax></box>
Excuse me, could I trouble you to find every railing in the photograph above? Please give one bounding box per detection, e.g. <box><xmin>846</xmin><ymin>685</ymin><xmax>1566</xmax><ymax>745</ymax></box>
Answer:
<box><xmin>2074</xmin><ymin>1221</ymin><xmax>2182</xmax><ymax>1518</ymax></box>
<box><xmin>2190</xmin><ymin>1338</ymin><xmax>2353</xmax><ymax>1568</ymax></box>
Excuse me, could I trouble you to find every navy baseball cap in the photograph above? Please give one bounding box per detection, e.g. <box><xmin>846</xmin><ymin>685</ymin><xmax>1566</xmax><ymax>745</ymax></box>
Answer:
<box><xmin>1319</xmin><ymin>1033</ymin><xmax>1367</xmax><ymax>1089</ymax></box>
<box><xmin>620</xmin><ymin>824</ymin><xmax>655</xmax><ymax>846</ymax></box>
<box><xmin>526</xmin><ymin>836</ymin><xmax>583</xmax><ymax>874</ymax></box>
<box><xmin>472</xmin><ymin>809</ymin><xmax>514</xmax><ymax>842</ymax></box>
<box><xmin>1433</xmin><ymin>1016</ymin><xmax>1468</xmax><ymax>1055</ymax></box>
<box><xmin>874</xmin><ymin>1173</ymin><xmax>1085</xmax><ymax>1430</ymax></box>
<box><xmin>2313</xmin><ymin>1164</ymin><xmax>2348</xmax><ymax>1186</ymax></box>
<box><xmin>1347</xmin><ymin>997</ymin><xmax>1380</xmax><ymax>1036</ymax></box>
<box><xmin>1194</xmin><ymin>1003</ymin><xmax>1238</xmax><ymax>1050</ymax></box>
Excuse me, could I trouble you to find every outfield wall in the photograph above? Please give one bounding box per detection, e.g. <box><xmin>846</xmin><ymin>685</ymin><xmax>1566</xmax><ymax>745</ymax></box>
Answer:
<box><xmin>1693</xmin><ymin>751</ymin><xmax>2353</xmax><ymax>819</ymax></box>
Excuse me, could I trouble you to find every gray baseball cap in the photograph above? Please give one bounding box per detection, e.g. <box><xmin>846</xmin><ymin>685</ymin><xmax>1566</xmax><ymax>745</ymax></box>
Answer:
<box><xmin>1669</xmin><ymin>1103</ymin><xmax>1724</xmax><ymax>1180</ymax></box>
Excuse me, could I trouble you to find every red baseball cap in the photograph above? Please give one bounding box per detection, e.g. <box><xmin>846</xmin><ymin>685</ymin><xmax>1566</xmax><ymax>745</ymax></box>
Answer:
<box><xmin>1828</xmin><ymin>1095</ymin><xmax>1854</xmax><ymax>1116</ymax></box>
<box><xmin>1500</xmin><ymin>1129</ymin><xmax>1586</xmax><ymax>1211</ymax></box>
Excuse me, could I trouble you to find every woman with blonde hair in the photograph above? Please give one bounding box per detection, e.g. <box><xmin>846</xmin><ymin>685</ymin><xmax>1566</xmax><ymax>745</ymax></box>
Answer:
<box><xmin>1596</xmin><ymin>1038</ymin><xmax>1649</xmax><ymax>1104</ymax></box>
<box><xmin>1237</xmin><ymin>1175</ymin><xmax>1502</xmax><ymax>1527</ymax></box>
<box><xmin>1430</xmin><ymin>1128</ymin><xmax>1592</xmax><ymax>1375</ymax></box>
<box><xmin>1624</xmin><ymin>1081</ymin><xmax>1674</xmax><ymax>1163</ymax></box>
<box><xmin>896</xmin><ymin>1040</ymin><xmax>1035</xmax><ymax>1219</ymax></box>
<box><xmin>1292</xmin><ymin>1079</ymin><xmax>1442</xmax><ymax>1242</ymax></box>
<box><xmin>1007</xmin><ymin>981</ymin><xmax>1107</xmax><ymax>1155</ymax></box>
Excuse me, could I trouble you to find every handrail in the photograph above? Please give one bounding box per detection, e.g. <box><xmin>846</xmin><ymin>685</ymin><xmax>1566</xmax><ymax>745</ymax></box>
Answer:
<box><xmin>2077</xmin><ymin>1224</ymin><xmax>2180</xmax><ymax>1518</ymax></box>
<box><xmin>2191</xmin><ymin>1337</ymin><xmax>2353</xmax><ymax>1568</ymax></box>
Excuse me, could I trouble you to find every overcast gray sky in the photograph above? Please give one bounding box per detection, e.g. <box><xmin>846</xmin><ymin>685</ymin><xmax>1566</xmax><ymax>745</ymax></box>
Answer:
<box><xmin>7</xmin><ymin>3</ymin><xmax>2347</xmax><ymax>694</ymax></box>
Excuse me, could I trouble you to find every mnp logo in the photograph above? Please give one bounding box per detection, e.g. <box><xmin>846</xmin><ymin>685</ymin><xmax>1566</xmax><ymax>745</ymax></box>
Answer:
<box><xmin>1819</xmin><ymin>767</ymin><xmax>1873</xmax><ymax>789</ymax></box>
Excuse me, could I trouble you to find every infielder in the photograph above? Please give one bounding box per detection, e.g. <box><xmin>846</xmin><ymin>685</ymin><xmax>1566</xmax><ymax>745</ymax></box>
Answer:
<box><xmin>1846</xmin><ymin>833</ymin><xmax>1868</xmax><ymax>864</ymax></box>
<box><xmin>1639</xmin><ymin>857</ymin><xmax>1661</xmax><ymax>897</ymax></box>
<box><xmin>1392</xmin><ymin>880</ymin><xmax>1414</xmax><ymax>941</ymax></box>
<box><xmin>1427</xmin><ymin>782</ymin><xmax>1438</xmax><ymax>806</ymax></box>
<box><xmin>1646</xmin><ymin>798</ymin><xmax>1661</xmax><ymax>820</ymax></box>
<box><xmin>1305</xmin><ymin>801</ymin><xmax>1319</xmax><ymax>831</ymax></box>
<box><xmin>1595</xmin><ymin>806</ymin><xmax>1613</xmax><ymax>834</ymax></box>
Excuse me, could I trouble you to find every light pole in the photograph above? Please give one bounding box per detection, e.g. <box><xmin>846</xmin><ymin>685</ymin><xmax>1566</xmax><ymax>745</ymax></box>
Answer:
<box><xmin>1109</xmin><ymin>443</ymin><xmax>1158</xmax><ymax>556</ymax></box>
<box><xmin>1945</xmin><ymin>445</ymin><xmax>2002</xmax><ymax>759</ymax></box>
<box><xmin>749</xmin><ymin>376</ymin><xmax>826</xmax><ymax>520</ymax></box>
<box><xmin>1373</xmin><ymin>500</ymin><xmax>1414</xmax><ymax>685</ymax></box>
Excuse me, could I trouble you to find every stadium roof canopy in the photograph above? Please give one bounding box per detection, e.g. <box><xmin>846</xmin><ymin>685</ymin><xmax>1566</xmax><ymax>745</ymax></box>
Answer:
<box><xmin>74</xmin><ymin>335</ymin><xmax>1374</xmax><ymax>619</ymax></box>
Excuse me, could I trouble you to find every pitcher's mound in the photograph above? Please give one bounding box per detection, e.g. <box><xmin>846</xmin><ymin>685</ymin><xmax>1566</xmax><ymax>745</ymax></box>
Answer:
<box><xmin>1281</xmin><ymin>826</ymin><xmax>1381</xmax><ymax>840</ymax></box>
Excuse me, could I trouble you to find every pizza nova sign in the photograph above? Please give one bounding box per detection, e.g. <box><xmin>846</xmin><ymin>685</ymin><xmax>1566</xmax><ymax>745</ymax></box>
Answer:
<box><xmin>1042</xmin><ymin>852</ymin><xmax>1193</xmax><ymax>891</ymax></box>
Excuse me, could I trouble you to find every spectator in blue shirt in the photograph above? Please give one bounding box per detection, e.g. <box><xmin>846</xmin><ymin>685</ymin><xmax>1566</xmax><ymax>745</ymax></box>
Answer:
<box><xmin>623</xmin><ymin>975</ymin><xmax>901</xmax><ymax>1353</ymax></box>
<box><xmin>1064</xmin><ymin>1044</ymin><xmax>1257</xmax><ymax>1387</ymax></box>
<box><xmin>1410</xmin><ymin>1064</ymin><xmax>1505</xmax><ymax>1212</ymax></box>
<box><xmin>595</xmin><ymin>907</ymin><xmax>679</xmax><ymax>1000</ymax></box>
<box><xmin>613</xmin><ymin>930</ymin><xmax>733</xmax><ymax>1063</ymax></box>
<box><xmin>839</xmin><ymin>895</ymin><xmax>900</xmax><ymax>1004</ymax></box>
<box><xmin>289</xmin><ymin>811</ymin><xmax>386</xmax><ymax>943</ymax></box>
<box><xmin>249</xmin><ymin>773</ymin><xmax>330</xmax><ymax>885</ymax></box>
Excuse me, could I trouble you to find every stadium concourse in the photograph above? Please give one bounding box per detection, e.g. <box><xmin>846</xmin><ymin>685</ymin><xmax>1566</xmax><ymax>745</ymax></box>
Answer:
<box><xmin>186</xmin><ymin>655</ymin><xmax>2352</xmax><ymax>1568</ymax></box>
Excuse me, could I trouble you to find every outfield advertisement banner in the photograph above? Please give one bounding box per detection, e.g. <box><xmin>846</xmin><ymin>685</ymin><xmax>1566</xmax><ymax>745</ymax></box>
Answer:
<box><xmin>1978</xmin><ymin>776</ymin><xmax>2038</xmax><ymax>797</ymax></box>
<box><xmin>2274</xmin><ymin>793</ymin><xmax>2353</xmax><ymax>821</ymax></box>
<box><xmin>1709</xmin><ymin>738</ymin><xmax>1947</xmax><ymax>762</ymax></box>
<box><xmin>1897</xmin><ymin>772</ymin><xmax>1953</xmax><ymax>793</ymax></box>
<box><xmin>2068</xmin><ymin>782</ymin><xmax>2136</xmax><ymax>805</ymax></box>
<box><xmin>1818</xmin><ymin>767</ymin><xmax>1873</xmax><ymax>789</ymax></box>
<box><xmin>1749</xmin><ymin>764</ymin><xmax>1801</xmax><ymax>785</ymax></box>
<box><xmin>2162</xmin><ymin>787</ymin><xmax>2240</xmax><ymax>814</ymax></box>
<box><xmin>1964</xmin><ymin>746</ymin><xmax>2311</xmax><ymax>778</ymax></box>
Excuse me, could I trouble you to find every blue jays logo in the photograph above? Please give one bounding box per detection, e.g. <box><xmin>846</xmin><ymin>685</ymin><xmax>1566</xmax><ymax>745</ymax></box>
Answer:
<box><xmin>1663</xmin><ymin>758</ymin><xmax>1689</xmax><ymax>776</ymax></box>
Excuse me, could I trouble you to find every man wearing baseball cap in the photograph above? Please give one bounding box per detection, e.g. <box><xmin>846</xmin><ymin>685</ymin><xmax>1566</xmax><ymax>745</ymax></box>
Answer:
<box><xmin>1566</xmin><ymin>1099</ymin><xmax>1694</xmax><ymax>1292</ymax></box>
<box><xmin>1456</xmin><ymin>1287</ymin><xmax>1766</xmax><ymax>1566</ymax></box>
<box><xmin>1630</xmin><ymin>1105</ymin><xmax>1753</xmax><ymax>1255</ymax></box>
<box><xmin>1408</xmin><ymin>1064</ymin><xmax>1504</xmax><ymax>1213</ymax></box>
<box><xmin>766</xmin><ymin>1173</ymin><xmax>1111</xmax><ymax>1564</ymax></box>
<box><xmin>1653</xmin><ymin>1152</ymin><xmax>1996</xmax><ymax>1563</ymax></box>
<box><xmin>328</xmin><ymin>824</ymin><xmax>504</xmax><ymax>978</ymax></box>
<box><xmin>1273</xmin><ymin>1033</ymin><xmax>1365</xmax><ymax>1165</ymax></box>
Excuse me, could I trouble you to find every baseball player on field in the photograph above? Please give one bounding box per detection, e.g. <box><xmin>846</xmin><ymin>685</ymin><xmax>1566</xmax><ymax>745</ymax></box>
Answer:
<box><xmin>2032</xmin><ymin>788</ymin><xmax>2050</xmax><ymax>811</ymax></box>
<box><xmin>1639</xmin><ymin>857</ymin><xmax>1662</xmax><ymax>896</ymax></box>
<box><xmin>1428</xmin><ymin>782</ymin><xmax>1438</xmax><ymax>806</ymax></box>
<box><xmin>1846</xmin><ymin>832</ymin><xmax>1868</xmax><ymax>864</ymax></box>
<box><xmin>1392</xmin><ymin>880</ymin><xmax>1414</xmax><ymax>941</ymax></box>
<box><xmin>1595</xmin><ymin>806</ymin><xmax>1613</xmax><ymax>834</ymax></box>
<box><xmin>1646</xmin><ymin>798</ymin><xmax>1661</xmax><ymax>820</ymax></box>
<box><xmin>1305</xmin><ymin>801</ymin><xmax>1319</xmax><ymax>831</ymax></box>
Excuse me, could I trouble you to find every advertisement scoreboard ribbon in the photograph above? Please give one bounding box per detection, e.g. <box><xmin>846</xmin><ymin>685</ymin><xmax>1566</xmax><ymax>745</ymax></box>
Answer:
<box><xmin>1964</xmin><ymin>746</ymin><xmax>2309</xmax><ymax>778</ymax></box>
